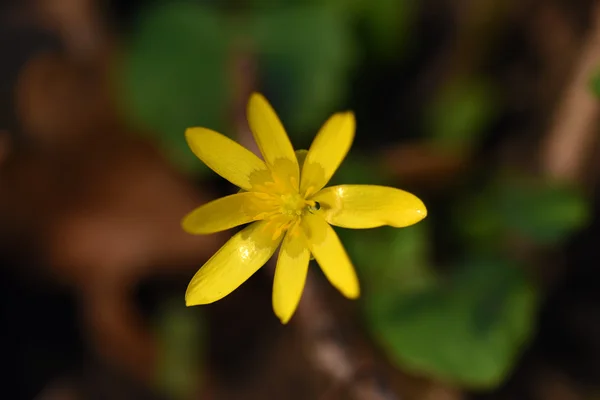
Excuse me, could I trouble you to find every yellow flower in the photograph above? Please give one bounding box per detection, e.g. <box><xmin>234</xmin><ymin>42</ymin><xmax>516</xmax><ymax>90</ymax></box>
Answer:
<box><xmin>183</xmin><ymin>93</ymin><xmax>427</xmax><ymax>323</ymax></box>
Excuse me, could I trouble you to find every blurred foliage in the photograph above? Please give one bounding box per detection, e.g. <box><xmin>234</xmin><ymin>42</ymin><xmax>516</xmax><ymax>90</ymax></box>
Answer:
<box><xmin>328</xmin><ymin>152</ymin><xmax>391</xmax><ymax>186</ymax></box>
<box><xmin>338</xmin><ymin>156</ymin><xmax>589</xmax><ymax>387</ymax></box>
<box><xmin>342</xmin><ymin>204</ymin><xmax>539</xmax><ymax>387</ymax></box>
<box><xmin>119</xmin><ymin>2</ymin><xmax>228</xmax><ymax>174</ymax></box>
<box><xmin>426</xmin><ymin>77</ymin><xmax>497</xmax><ymax>152</ymax></box>
<box><xmin>341</xmin><ymin>223</ymin><xmax>437</xmax><ymax>297</ymax></box>
<box><xmin>251</xmin><ymin>0</ymin><xmax>415</xmax><ymax>56</ymax></box>
<box><xmin>365</xmin><ymin>258</ymin><xmax>537</xmax><ymax>388</ymax></box>
<box><xmin>458</xmin><ymin>175</ymin><xmax>589</xmax><ymax>248</ymax></box>
<box><xmin>356</xmin><ymin>0</ymin><xmax>416</xmax><ymax>56</ymax></box>
<box><xmin>155</xmin><ymin>299</ymin><xmax>205</xmax><ymax>399</ymax></box>
<box><xmin>249</xmin><ymin>4</ymin><xmax>356</xmax><ymax>140</ymax></box>
<box><xmin>117</xmin><ymin>0</ymin><xmax>415</xmax><ymax>174</ymax></box>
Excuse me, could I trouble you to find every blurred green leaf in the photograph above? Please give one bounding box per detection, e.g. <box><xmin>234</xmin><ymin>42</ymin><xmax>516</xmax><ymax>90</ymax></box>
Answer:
<box><xmin>340</xmin><ymin>222</ymin><xmax>435</xmax><ymax>297</ymax></box>
<box><xmin>328</xmin><ymin>153</ymin><xmax>391</xmax><ymax>186</ymax></box>
<box><xmin>249</xmin><ymin>4</ymin><xmax>356</xmax><ymax>139</ymax></box>
<box><xmin>118</xmin><ymin>2</ymin><xmax>229</xmax><ymax>175</ymax></box>
<box><xmin>590</xmin><ymin>68</ymin><xmax>600</xmax><ymax>98</ymax></box>
<box><xmin>156</xmin><ymin>298</ymin><xmax>205</xmax><ymax>399</ymax></box>
<box><xmin>458</xmin><ymin>176</ymin><xmax>589</xmax><ymax>248</ymax></box>
<box><xmin>427</xmin><ymin>77</ymin><xmax>496</xmax><ymax>151</ymax></box>
<box><xmin>497</xmin><ymin>178</ymin><xmax>589</xmax><ymax>244</ymax></box>
<box><xmin>366</xmin><ymin>258</ymin><xmax>537</xmax><ymax>388</ymax></box>
<box><xmin>357</xmin><ymin>0</ymin><xmax>416</xmax><ymax>56</ymax></box>
<box><xmin>455</xmin><ymin>190</ymin><xmax>504</xmax><ymax>253</ymax></box>
<box><xmin>250</xmin><ymin>0</ymin><xmax>415</xmax><ymax>56</ymax></box>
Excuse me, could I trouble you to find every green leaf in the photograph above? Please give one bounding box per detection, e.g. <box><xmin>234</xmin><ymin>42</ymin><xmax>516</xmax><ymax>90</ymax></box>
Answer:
<box><xmin>366</xmin><ymin>258</ymin><xmax>538</xmax><ymax>388</ymax></box>
<box><xmin>155</xmin><ymin>298</ymin><xmax>205</xmax><ymax>399</ymax></box>
<box><xmin>496</xmin><ymin>177</ymin><xmax>589</xmax><ymax>244</ymax></box>
<box><xmin>327</xmin><ymin>153</ymin><xmax>391</xmax><ymax>186</ymax></box>
<box><xmin>117</xmin><ymin>2</ymin><xmax>230</xmax><ymax>175</ymax></box>
<box><xmin>455</xmin><ymin>190</ymin><xmax>504</xmax><ymax>253</ymax></box>
<box><xmin>250</xmin><ymin>0</ymin><xmax>416</xmax><ymax>57</ymax></box>
<box><xmin>249</xmin><ymin>4</ymin><xmax>356</xmax><ymax>140</ymax></box>
<box><xmin>457</xmin><ymin>176</ymin><xmax>589</xmax><ymax>248</ymax></box>
<box><xmin>357</xmin><ymin>0</ymin><xmax>416</xmax><ymax>56</ymax></box>
<box><xmin>340</xmin><ymin>222</ymin><xmax>435</xmax><ymax>296</ymax></box>
<box><xmin>427</xmin><ymin>77</ymin><xmax>496</xmax><ymax>152</ymax></box>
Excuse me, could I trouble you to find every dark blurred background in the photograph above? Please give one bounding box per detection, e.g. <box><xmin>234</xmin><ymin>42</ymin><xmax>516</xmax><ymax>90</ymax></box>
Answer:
<box><xmin>1</xmin><ymin>0</ymin><xmax>600</xmax><ymax>399</ymax></box>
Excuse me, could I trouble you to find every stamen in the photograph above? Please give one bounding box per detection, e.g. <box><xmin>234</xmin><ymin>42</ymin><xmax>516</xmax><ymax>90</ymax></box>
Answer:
<box><xmin>271</xmin><ymin>227</ymin><xmax>283</xmax><ymax>241</ymax></box>
<box><xmin>254</xmin><ymin>211</ymin><xmax>278</xmax><ymax>221</ymax></box>
<box><xmin>254</xmin><ymin>192</ymin><xmax>274</xmax><ymax>200</ymax></box>
<box><xmin>304</xmin><ymin>185</ymin><xmax>317</xmax><ymax>198</ymax></box>
<box><xmin>272</xmin><ymin>219</ymin><xmax>294</xmax><ymax>240</ymax></box>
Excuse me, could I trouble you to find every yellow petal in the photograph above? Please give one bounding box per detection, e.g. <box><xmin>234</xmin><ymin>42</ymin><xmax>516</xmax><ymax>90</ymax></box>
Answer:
<box><xmin>186</xmin><ymin>127</ymin><xmax>270</xmax><ymax>191</ymax></box>
<box><xmin>182</xmin><ymin>192</ymin><xmax>279</xmax><ymax>235</ymax></box>
<box><xmin>186</xmin><ymin>218</ymin><xmax>286</xmax><ymax>305</ymax></box>
<box><xmin>272</xmin><ymin>223</ymin><xmax>310</xmax><ymax>324</ymax></box>
<box><xmin>300</xmin><ymin>112</ymin><xmax>355</xmax><ymax>197</ymax></box>
<box><xmin>247</xmin><ymin>93</ymin><xmax>299</xmax><ymax>188</ymax></box>
<box><xmin>301</xmin><ymin>213</ymin><xmax>359</xmax><ymax>299</ymax></box>
<box><xmin>311</xmin><ymin>185</ymin><xmax>427</xmax><ymax>229</ymax></box>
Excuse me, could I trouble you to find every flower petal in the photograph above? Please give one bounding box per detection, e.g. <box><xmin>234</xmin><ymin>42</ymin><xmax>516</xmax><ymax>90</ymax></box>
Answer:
<box><xmin>247</xmin><ymin>93</ymin><xmax>299</xmax><ymax>187</ymax></box>
<box><xmin>272</xmin><ymin>223</ymin><xmax>310</xmax><ymax>324</ymax></box>
<box><xmin>301</xmin><ymin>214</ymin><xmax>359</xmax><ymax>299</ymax></box>
<box><xmin>186</xmin><ymin>219</ymin><xmax>286</xmax><ymax>305</ymax></box>
<box><xmin>186</xmin><ymin>127</ymin><xmax>269</xmax><ymax>191</ymax></box>
<box><xmin>182</xmin><ymin>192</ymin><xmax>279</xmax><ymax>235</ymax></box>
<box><xmin>311</xmin><ymin>185</ymin><xmax>427</xmax><ymax>229</ymax></box>
<box><xmin>300</xmin><ymin>112</ymin><xmax>355</xmax><ymax>197</ymax></box>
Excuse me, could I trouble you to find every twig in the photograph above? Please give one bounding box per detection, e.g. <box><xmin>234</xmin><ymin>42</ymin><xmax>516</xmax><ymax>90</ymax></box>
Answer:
<box><xmin>540</xmin><ymin>1</ymin><xmax>600</xmax><ymax>182</ymax></box>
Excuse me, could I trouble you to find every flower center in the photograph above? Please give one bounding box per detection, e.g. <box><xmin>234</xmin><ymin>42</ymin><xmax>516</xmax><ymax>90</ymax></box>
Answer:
<box><xmin>278</xmin><ymin>192</ymin><xmax>318</xmax><ymax>217</ymax></box>
<box><xmin>279</xmin><ymin>193</ymin><xmax>306</xmax><ymax>216</ymax></box>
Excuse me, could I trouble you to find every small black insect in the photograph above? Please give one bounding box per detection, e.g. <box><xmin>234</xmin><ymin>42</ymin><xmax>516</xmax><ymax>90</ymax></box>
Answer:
<box><xmin>307</xmin><ymin>201</ymin><xmax>321</xmax><ymax>213</ymax></box>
